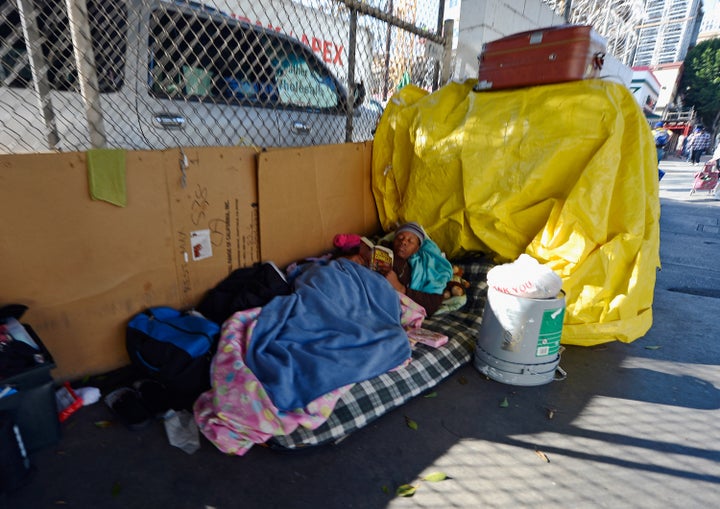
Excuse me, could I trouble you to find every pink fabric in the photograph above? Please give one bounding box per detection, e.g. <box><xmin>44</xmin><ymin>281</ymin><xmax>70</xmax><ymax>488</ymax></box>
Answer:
<box><xmin>333</xmin><ymin>233</ymin><xmax>362</xmax><ymax>251</ymax></box>
<box><xmin>194</xmin><ymin>292</ymin><xmax>427</xmax><ymax>456</ymax></box>
<box><xmin>194</xmin><ymin>308</ymin><xmax>349</xmax><ymax>456</ymax></box>
<box><xmin>398</xmin><ymin>292</ymin><xmax>427</xmax><ymax>329</ymax></box>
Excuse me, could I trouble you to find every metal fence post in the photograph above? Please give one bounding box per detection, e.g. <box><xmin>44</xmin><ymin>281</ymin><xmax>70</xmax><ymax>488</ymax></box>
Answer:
<box><xmin>345</xmin><ymin>8</ymin><xmax>357</xmax><ymax>143</ymax></box>
<box><xmin>66</xmin><ymin>0</ymin><xmax>106</xmax><ymax>149</ymax></box>
<box><xmin>441</xmin><ymin>19</ymin><xmax>454</xmax><ymax>87</ymax></box>
<box><xmin>17</xmin><ymin>0</ymin><xmax>59</xmax><ymax>151</ymax></box>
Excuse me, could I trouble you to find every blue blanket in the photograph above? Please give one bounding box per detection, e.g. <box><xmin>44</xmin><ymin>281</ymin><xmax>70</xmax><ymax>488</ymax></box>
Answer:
<box><xmin>244</xmin><ymin>258</ymin><xmax>412</xmax><ymax>411</ymax></box>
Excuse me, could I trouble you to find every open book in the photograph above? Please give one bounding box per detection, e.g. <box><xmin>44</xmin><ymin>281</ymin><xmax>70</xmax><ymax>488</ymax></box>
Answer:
<box><xmin>361</xmin><ymin>237</ymin><xmax>394</xmax><ymax>271</ymax></box>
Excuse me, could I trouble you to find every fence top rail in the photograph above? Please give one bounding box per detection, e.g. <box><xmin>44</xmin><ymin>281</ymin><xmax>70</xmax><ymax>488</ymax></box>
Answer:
<box><xmin>335</xmin><ymin>0</ymin><xmax>444</xmax><ymax>44</ymax></box>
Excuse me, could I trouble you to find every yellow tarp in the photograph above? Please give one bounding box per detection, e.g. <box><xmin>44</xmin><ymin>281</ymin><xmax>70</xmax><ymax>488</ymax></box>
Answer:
<box><xmin>372</xmin><ymin>79</ymin><xmax>660</xmax><ymax>346</ymax></box>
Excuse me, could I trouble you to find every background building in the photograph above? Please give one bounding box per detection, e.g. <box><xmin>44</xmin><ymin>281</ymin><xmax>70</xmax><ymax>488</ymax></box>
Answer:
<box><xmin>631</xmin><ymin>65</ymin><xmax>662</xmax><ymax>116</ymax></box>
<box><xmin>632</xmin><ymin>0</ymin><xmax>704</xmax><ymax>66</ymax></box>
<box><xmin>697</xmin><ymin>1</ymin><xmax>720</xmax><ymax>42</ymax></box>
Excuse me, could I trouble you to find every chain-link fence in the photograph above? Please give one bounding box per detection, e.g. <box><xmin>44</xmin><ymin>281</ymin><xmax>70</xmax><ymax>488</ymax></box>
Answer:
<box><xmin>1</xmin><ymin>0</ymin><xmax>450</xmax><ymax>153</ymax></box>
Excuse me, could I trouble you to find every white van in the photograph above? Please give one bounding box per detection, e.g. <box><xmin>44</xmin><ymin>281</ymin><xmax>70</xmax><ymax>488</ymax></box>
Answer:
<box><xmin>0</xmin><ymin>0</ymin><xmax>378</xmax><ymax>153</ymax></box>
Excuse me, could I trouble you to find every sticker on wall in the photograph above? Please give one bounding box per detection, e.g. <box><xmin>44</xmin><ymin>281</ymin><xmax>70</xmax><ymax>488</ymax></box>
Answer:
<box><xmin>190</xmin><ymin>229</ymin><xmax>213</xmax><ymax>261</ymax></box>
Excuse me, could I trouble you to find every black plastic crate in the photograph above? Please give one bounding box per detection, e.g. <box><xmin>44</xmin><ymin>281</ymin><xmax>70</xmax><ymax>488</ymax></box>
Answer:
<box><xmin>1</xmin><ymin>323</ymin><xmax>55</xmax><ymax>387</ymax></box>
<box><xmin>1</xmin><ymin>307</ymin><xmax>61</xmax><ymax>452</ymax></box>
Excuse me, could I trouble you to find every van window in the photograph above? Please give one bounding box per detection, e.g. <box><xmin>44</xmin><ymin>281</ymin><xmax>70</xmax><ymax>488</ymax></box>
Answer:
<box><xmin>273</xmin><ymin>48</ymin><xmax>340</xmax><ymax>109</ymax></box>
<box><xmin>0</xmin><ymin>0</ymin><xmax>126</xmax><ymax>92</ymax></box>
<box><xmin>0</xmin><ymin>3</ymin><xmax>33</xmax><ymax>88</ymax></box>
<box><xmin>148</xmin><ymin>6</ymin><xmax>342</xmax><ymax>111</ymax></box>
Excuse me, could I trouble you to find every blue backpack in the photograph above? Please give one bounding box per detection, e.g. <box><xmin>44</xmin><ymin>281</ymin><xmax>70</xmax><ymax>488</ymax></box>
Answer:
<box><xmin>126</xmin><ymin>307</ymin><xmax>220</xmax><ymax>397</ymax></box>
<box><xmin>654</xmin><ymin>130</ymin><xmax>669</xmax><ymax>147</ymax></box>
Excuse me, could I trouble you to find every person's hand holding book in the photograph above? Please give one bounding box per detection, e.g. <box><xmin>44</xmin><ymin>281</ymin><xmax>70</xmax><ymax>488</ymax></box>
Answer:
<box><xmin>374</xmin><ymin>258</ymin><xmax>392</xmax><ymax>276</ymax></box>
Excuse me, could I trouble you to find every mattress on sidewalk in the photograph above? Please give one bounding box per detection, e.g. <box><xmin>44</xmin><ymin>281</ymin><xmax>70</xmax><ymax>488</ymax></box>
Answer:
<box><xmin>266</xmin><ymin>256</ymin><xmax>491</xmax><ymax>450</ymax></box>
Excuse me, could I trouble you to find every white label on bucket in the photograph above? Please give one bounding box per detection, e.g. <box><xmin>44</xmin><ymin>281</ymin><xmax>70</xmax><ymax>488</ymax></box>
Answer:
<box><xmin>536</xmin><ymin>306</ymin><xmax>565</xmax><ymax>356</ymax></box>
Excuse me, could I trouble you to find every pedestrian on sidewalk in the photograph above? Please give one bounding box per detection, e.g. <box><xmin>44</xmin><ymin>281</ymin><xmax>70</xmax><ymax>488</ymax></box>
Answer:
<box><xmin>687</xmin><ymin>125</ymin><xmax>711</xmax><ymax>165</ymax></box>
<box><xmin>676</xmin><ymin>133</ymin><xmax>687</xmax><ymax>158</ymax></box>
<box><xmin>652</xmin><ymin>122</ymin><xmax>671</xmax><ymax>162</ymax></box>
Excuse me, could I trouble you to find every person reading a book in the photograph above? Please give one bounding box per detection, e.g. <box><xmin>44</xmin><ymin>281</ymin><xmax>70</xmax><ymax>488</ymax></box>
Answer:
<box><xmin>375</xmin><ymin>222</ymin><xmax>453</xmax><ymax>316</ymax></box>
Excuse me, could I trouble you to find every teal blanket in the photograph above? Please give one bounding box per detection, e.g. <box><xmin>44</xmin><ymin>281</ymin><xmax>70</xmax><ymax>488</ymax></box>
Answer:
<box><xmin>408</xmin><ymin>238</ymin><xmax>453</xmax><ymax>294</ymax></box>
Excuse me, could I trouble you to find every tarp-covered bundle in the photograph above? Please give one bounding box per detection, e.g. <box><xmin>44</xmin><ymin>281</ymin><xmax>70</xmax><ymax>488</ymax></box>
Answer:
<box><xmin>372</xmin><ymin>79</ymin><xmax>660</xmax><ymax>346</ymax></box>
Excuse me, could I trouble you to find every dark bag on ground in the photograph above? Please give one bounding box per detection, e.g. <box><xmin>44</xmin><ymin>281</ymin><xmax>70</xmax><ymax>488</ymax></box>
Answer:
<box><xmin>126</xmin><ymin>307</ymin><xmax>220</xmax><ymax>400</ymax></box>
<box><xmin>195</xmin><ymin>262</ymin><xmax>291</xmax><ymax>325</ymax></box>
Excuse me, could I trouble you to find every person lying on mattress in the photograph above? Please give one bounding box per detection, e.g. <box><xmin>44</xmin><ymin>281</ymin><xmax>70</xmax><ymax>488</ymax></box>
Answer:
<box><xmin>374</xmin><ymin>221</ymin><xmax>454</xmax><ymax>316</ymax></box>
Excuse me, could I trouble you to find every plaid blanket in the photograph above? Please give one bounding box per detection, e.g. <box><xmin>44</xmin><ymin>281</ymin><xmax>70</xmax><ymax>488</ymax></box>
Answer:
<box><xmin>267</xmin><ymin>255</ymin><xmax>493</xmax><ymax>450</ymax></box>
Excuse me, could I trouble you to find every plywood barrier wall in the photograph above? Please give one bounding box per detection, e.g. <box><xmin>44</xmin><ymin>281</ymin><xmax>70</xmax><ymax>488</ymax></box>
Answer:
<box><xmin>258</xmin><ymin>142</ymin><xmax>379</xmax><ymax>268</ymax></box>
<box><xmin>1</xmin><ymin>142</ymin><xmax>377</xmax><ymax>381</ymax></box>
<box><xmin>1</xmin><ymin>147</ymin><xmax>259</xmax><ymax>380</ymax></box>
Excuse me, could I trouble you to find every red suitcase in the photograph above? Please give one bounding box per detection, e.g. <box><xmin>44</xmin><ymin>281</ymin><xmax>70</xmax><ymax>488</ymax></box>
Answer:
<box><xmin>476</xmin><ymin>25</ymin><xmax>606</xmax><ymax>91</ymax></box>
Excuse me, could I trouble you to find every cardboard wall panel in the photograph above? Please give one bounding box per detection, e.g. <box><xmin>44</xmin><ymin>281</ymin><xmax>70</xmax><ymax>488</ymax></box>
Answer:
<box><xmin>258</xmin><ymin>141</ymin><xmax>379</xmax><ymax>268</ymax></box>
<box><xmin>164</xmin><ymin>147</ymin><xmax>260</xmax><ymax>308</ymax></box>
<box><xmin>1</xmin><ymin>150</ymin><xmax>176</xmax><ymax>380</ymax></box>
<box><xmin>2</xmin><ymin>142</ymin><xmax>373</xmax><ymax>381</ymax></box>
<box><xmin>1</xmin><ymin>147</ymin><xmax>260</xmax><ymax>380</ymax></box>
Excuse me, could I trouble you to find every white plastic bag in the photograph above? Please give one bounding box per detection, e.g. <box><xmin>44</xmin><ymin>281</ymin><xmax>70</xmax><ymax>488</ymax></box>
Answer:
<box><xmin>163</xmin><ymin>409</ymin><xmax>200</xmax><ymax>454</ymax></box>
<box><xmin>486</xmin><ymin>254</ymin><xmax>562</xmax><ymax>299</ymax></box>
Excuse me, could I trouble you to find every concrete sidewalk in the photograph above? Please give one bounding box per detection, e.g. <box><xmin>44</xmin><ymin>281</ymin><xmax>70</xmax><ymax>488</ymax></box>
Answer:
<box><xmin>658</xmin><ymin>154</ymin><xmax>719</xmax><ymax>202</ymax></box>
<box><xmin>4</xmin><ymin>158</ymin><xmax>720</xmax><ymax>509</ymax></box>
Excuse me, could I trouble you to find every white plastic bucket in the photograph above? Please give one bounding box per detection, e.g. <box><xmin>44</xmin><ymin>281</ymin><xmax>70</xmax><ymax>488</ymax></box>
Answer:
<box><xmin>474</xmin><ymin>287</ymin><xmax>565</xmax><ymax>386</ymax></box>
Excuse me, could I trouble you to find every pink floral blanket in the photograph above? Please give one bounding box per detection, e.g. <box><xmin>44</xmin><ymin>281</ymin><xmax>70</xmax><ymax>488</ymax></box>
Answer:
<box><xmin>194</xmin><ymin>293</ymin><xmax>426</xmax><ymax>456</ymax></box>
